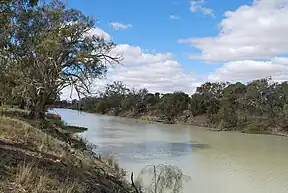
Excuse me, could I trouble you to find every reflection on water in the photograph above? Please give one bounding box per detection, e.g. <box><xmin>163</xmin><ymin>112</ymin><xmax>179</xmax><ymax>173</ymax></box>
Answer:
<box><xmin>54</xmin><ymin>108</ymin><xmax>288</xmax><ymax>193</ymax></box>
<box><xmin>97</xmin><ymin>141</ymin><xmax>209</xmax><ymax>162</ymax></box>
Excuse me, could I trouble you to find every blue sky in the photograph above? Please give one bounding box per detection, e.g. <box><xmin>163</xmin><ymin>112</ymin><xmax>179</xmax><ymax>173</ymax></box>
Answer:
<box><xmin>62</xmin><ymin>0</ymin><xmax>288</xmax><ymax>98</ymax></box>
<box><xmin>66</xmin><ymin>0</ymin><xmax>242</xmax><ymax>73</ymax></box>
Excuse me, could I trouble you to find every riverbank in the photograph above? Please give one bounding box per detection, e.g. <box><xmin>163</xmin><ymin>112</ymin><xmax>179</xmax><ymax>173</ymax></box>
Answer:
<box><xmin>0</xmin><ymin>107</ymin><xmax>130</xmax><ymax>193</ymax></box>
<box><xmin>92</xmin><ymin>109</ymin><xmax>288</xmax><ymax>137</ymax></box>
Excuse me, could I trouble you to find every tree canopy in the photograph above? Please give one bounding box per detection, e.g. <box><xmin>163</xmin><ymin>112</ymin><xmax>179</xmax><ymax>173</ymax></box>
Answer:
<box><xmin>57</xmin><ymin>78</ymin><xmax>288</xmax><ymax>133</ymax></box>
<box><xmin>0</xmin><ymin>0</ymin><xmax>120</xmax><ymax>118</ymax></box>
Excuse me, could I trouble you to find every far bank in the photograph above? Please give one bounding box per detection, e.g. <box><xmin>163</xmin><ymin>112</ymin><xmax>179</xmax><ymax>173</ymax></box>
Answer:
<box><xmin>53</xmin><ymin>79</ymin><xmax>288</xmax><ymax>137</ymax></box>
<box><xmin>54</xmin><ymin>106</ymin><xmax>288</xmax><ymax>137</ymax></box>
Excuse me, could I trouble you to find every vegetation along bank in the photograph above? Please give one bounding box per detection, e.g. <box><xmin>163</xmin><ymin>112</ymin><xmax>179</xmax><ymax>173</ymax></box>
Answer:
<box><xmin>55</xmin><ymin>79</ymin><xmax>288</xmax><ymax>136</ymax></box>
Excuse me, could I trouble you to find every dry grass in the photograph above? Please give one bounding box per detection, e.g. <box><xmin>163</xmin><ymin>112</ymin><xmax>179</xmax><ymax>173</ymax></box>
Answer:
<box><xmin>0</xmin><ymin>107</ymin><xmax>133</xmax><ymax>193</ymax></box>
<box><xmin>0</xmin><ymin>107</ymin><xmax>29</xmax><ymax>118</ymax></box>
<box><xmin>0</xmin><ymin>116</ymin><xmax>86</xmax><ymax>192</ymax></box>
<box><xmin>0</xmin><ymin>107</ymin><xmax>131</xmax><ymax>193</ymax></box>
<box><xmin>15</xmin><ymin>163</ymin><xmax>34</xmax><ymax>185</ymax></box>
<box><xmin>101</xmin><ymin>156</ymin><xmax>127</xmax><ymax>179</ymax></box>
<box><xmin>0</xmin><ymin>115</ymin><xmax>115</xmax><ymax>172</ymax></box>
<box><xmin>0</xmin><ymin>116</ymin><xmax>65</xmax><ymax>157</ymax></box>
<box><xmin>9</xmin><ymin>162</ymin><xmax>84</xmax><ymax>193</ymax></box>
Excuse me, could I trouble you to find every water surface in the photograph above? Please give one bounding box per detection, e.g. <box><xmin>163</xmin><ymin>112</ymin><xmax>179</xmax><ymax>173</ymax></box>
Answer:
<box><xmin>54</xmin><ymin>108</ymin><xmax>288</xmax><ymax>193</ymax></box>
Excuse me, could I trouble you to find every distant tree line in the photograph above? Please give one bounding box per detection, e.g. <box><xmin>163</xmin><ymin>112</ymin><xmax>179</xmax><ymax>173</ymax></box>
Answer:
<box><xmin>56</xmin><ymin>78</ymin><xmax>288</xmax><ymax>133</ymax></box>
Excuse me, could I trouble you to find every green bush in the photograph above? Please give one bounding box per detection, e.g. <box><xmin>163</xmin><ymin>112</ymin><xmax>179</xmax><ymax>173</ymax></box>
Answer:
<box><xmin>64</xmin><ymin>125</ymin><xmax>88</xmax><ymax>133</ymax></box>
<box><xmin>242</xmin><ymin>122</ymin><xmax>269</xmax><ymax>134</ymax></box>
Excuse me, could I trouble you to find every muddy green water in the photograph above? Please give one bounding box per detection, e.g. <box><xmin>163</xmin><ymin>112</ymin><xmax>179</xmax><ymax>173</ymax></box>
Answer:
<box><xmin>54</xmin><ymin>108</ymin><xmax>288</xmax><ymax>193</ymax></box>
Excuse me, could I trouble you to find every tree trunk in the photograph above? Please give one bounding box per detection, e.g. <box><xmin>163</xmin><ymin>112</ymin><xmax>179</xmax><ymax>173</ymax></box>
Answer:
<box><xmin>19</xmin><ymin>99</ymin><xmax>25</xmax><ymax>109</ymax></box>
<box><xmin>29</xmin><ymin>96</ymin><xmax>46</xmax><ymax>120</ymax></box>
<box><xmin>35</xmin><ymin>100</ymin><xmax>46</xmax><ymax>120</ymax></box>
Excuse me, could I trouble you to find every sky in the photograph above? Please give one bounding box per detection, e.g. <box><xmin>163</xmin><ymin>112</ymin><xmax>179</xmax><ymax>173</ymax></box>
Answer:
<box><xmin>62</xmin><ymin>0</ymin><xmax>288</xmax><ymax>99</ymax></box>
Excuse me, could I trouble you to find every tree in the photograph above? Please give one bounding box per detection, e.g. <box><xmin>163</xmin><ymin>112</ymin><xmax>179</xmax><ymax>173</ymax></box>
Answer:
<box><xmin>102</xmin><ymin>81</ymin><xmax>129</xmax><ymax>115</ymax></box>
<box><xmin>158</xmin><ymin>92</ymin><xmax>189</xmax><ymax>123</ymax></box>
<box><xmin>190</xmin><ymin>93</ymin><xmax>206</xmax><ymax>116</ymax></box>
<box><xmin>61</xmin><ymin>77</ymin><xmax>288</xmax><ymax>132</ymax></box>
<box><xmin>132</xmin><ymin>164</ymin><xmax>190</xmax><ymax>193</ymax></box>
<box><xmin>134</xmin><ymin>88</ymin><xmax>148</xmax><ymax>113</ymax></box>
<box><xmin>1</xmin><ymin>0</ymin><xmax>120</xmax><ymax>118</ymax></box>
<box><xmin>95</xmin><ymin>100</ymin><xmax>108</xmax><ymax>114</ymax></box>
<box><xmin>243</xmin><ymin>78</ymin><xmax>275</xmax><ymax>121</ymax></box>
<box><xmin>0</xmin><ymin>0</ymin><xmax>38</xmax><ymax>6</ymax></box>
<box><xmin>272</xmin><ymin>81</ymin><xmax>288</xmax><ymax>129</ymax></box>
<box><xmin>121</xmin><ymin>97</ymin><xmax>135</xmax><ymax>111</ymax></box>
<box><xmin>190</xmin><ymin>82</ymin><xmax>227</xmax><ymax>120</ymax></box>
<box><xmin>80</xmin><ymin>97</ymin><xmax>100</xmax><ymax>112</ymax></box>
<box><xmin>144</xmin><ymin>93</ymin><xmax>159</xmax><ymax>106</ymax></box>
<box><xmin>218</xmin><ymin>82</ymin><xmax>247</xmax><ymax>128</ymax></box>
<box><xmin>0</xmin><ymin>0</ymin><xmax>38</xmax><ymax>48</ymax></box>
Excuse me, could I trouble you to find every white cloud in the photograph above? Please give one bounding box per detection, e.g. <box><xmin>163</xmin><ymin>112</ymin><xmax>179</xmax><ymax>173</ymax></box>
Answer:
<box><xmin>179</xmin><ymin>0</ymin><xmax>288</xmax><ymax>86</ymax></box>
<box><xmin>60</xmin><ymin>0</ymin><xmax>288</xmax><ymax>100</ymax></box>
<box><xmin>84</xmin><ymin>27</ymin><xmax>111</xmax><ymax>41</ymax></box>
<box><xmin>208</xmin><ymin>57</ymin><xmax>288</xmax><ymax>82</ymax></box>
<box><xmin>180</xmin><ymin>0</ymin><xmax>288</xmax><ymax>62</ymax></box>
<box><xmin>61</xmin><ymin>28</ymin><xmax>200</xmax><ymax>100</ymax></box>
<box><xmin>62</xmin><ymin>22</ymin><xmax>112</xmax><ymax>41</ymax></box>
<box><xmin>190</xmin><ymin>0</ymin><xmax>214</xmax><ymax>17</ymax></box>
<box><xmin>105</xmin><ymin>62</ymin><xmax>200</xmax><ymax>94</ymax></box>
<box><xmin>111</xmin><ymin>44</ymin><xmax>173</xmax><ymax>65</ymax></box>
<box><xmin>169</xmin><ymin>15</ymin><xmax>180</xmax><ymax>20</ymax></box>
<box><xmin>110</xmin><ymin>22</ymin><xmax>132</xmax><ymax>30</ymax></box>
<box><xmin>106</xmin><ymin>45</ymin><xmax>200</xmax><ymax>93</ymax></box>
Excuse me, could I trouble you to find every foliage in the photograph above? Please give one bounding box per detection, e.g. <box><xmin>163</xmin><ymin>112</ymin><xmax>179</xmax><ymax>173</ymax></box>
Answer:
<box><xmin>101</xmin><ymin>81</ymin><xmax>130</xmax><ymax>115</ymax></box>
<box><xmin>218</xmin><ymin>82</ymin><xmax>247</xmax><ymax>128</ymax></box>
<box><xmin>45</xmin><ymin>112</ymin><xmax>88</xmax><ymax>133</ymax></box>
<box><xmin>57</xmin><ymin>78</ymin><xmax>288</xmax><ymax>133</ymax></box>
<box><xmin>132</xmin><ymin>164</ymin><xmax>190</xmax><ymax>193</ymax></box>
<box><xmin>0</xmin><ymin>0</ymin><xmax>120</xmax><ymax>119</ymax></box>
<box><xmin>64</xmin><ymin>125</ymin><xmax>88</xmax><ymax>133</ymax></box>
<box><xmin>190</xmin><ymin>82</ymin><xmax>227</xmax><ymax>119</ymax></box>
<box><xmin>157</xmin><ymin>92</ymin><xmax>190</xmax><ymax>123</ymax></box>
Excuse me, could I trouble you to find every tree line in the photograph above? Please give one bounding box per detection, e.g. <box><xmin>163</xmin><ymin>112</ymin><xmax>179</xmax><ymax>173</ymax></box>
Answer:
<box><xmin>56</xmin><ymin>79</ymin><xmax>288</xmax><ymax>133</ymax></box>
<box><xmin>0</xmin><ymin>0</ymin><xmax>119</xmax><ymax>119</ymax></box>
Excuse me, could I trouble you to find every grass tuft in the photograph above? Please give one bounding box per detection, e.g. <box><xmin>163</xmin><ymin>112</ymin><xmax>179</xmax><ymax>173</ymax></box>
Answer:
<box><xmin>0</xmin><ymin>116</ymin><xmax>65</xmax><ymax>156</ymax></box>
<box><xmin>13</xmin><ymin>162</ymin><xmax>84</xmax><ymax>193</ymax></box>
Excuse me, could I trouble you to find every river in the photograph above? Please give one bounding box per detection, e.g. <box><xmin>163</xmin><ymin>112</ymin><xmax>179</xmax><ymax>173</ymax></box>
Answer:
<box><xmin>54</xmin><ymin>108</ymin><xmax>288</xmax><ymax>193</ymax></box>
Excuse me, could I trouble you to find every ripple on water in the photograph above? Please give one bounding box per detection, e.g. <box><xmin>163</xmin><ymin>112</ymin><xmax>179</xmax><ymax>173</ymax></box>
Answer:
<box><xmin>96</xmin><ymin>141</ymin><xmax>209</xmax><ymax>162</ymax></box>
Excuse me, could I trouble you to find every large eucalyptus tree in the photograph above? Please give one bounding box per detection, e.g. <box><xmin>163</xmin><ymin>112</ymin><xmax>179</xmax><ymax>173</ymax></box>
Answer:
<box><xmin>0</xmin><ymin>0</ymin><xmax>120</xmax><ymax>118</ymax></box>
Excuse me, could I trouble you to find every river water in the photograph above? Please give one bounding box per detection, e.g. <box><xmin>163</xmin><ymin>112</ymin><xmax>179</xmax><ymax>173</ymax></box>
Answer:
<box><xmin>54</xmin><ymin>108</ymin><xmax>288</xmax><ymax>193</ymax></box>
